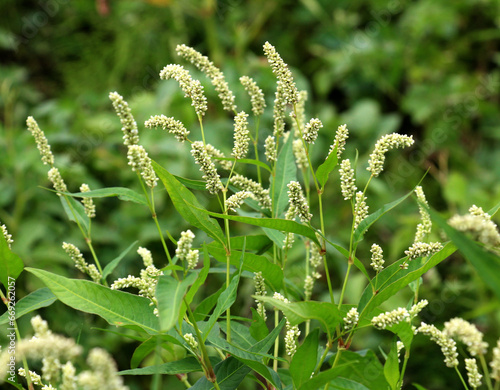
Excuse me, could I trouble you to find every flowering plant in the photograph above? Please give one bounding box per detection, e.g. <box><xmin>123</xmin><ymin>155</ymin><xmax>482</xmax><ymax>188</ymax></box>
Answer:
<box><xmin>1</xmin><ymin>42</ymin><xmax>500</xmax><ymax>390</ymax></box>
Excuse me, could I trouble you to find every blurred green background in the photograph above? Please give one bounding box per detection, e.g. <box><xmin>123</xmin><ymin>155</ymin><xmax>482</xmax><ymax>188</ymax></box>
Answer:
<box><xmin>1</xmin><ymin>0</ymin><xmax>499</xmax><ymax>389</ymax></box>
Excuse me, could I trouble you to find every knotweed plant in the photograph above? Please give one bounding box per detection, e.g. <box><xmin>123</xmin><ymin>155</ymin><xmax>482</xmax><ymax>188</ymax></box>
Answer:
<box><xmin>2</xmin><ymin>42</ymin><xmax>500</xmax><ymax>390</ymax></box>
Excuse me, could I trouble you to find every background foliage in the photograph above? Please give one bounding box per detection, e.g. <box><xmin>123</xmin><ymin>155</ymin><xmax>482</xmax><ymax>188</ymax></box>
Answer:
<box><xmin>1</xmin><ymin>0</ymin><xmax>499</xmax><ymax>389</ymax></box>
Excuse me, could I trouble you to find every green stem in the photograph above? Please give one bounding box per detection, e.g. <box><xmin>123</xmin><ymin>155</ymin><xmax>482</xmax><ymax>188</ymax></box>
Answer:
<box><xmin>222</xmin><ymin>189</ymin><xmax>232</xmax><ymax>343</ymax></box>
<box><xmin>253</xmin><ymin>116</ymin><xmax>262</xmax><ymax>184</ymax></box>
<box><xmin>273</xmin><ymin>309</ymin><xmax>279</xmax><ymax>372</ymax></box>
<box><xmin>338</xmin><ymin>262</ymin><xmax>353</xmax><ymax>309</ymax></box>
<box><xmin>398</xmin><ymin>350</ymin><xmax>410</xmax><ymax>388</ymax></box>
<box><xmin>479</xmin><ymin>354</ymin><xmax>494</xmax><ymax>390</ymax></box>
<box><xmin>455</xmin><ymin>365</ymin><xmax>470</xmax><ymax>390</ymax></box>
<box><xmin>198</xmin><ymin>114</ymin><xmax>207</xmax><ymax>147</ymax></box>
<box><xmin>322</xmin><ymin>251</ymin><xmax>335</xmax><ymax>305</ymax></box>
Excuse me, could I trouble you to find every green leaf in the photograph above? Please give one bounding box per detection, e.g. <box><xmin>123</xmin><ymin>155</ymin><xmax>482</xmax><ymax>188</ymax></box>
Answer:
<box><xmin>157</xmin><ymin>273</ymin><xmax>197</xmax><ymax>331</ymax></box>
<box><xmin>353</xmin><ymin>189</ymin><xmax>414</xmax><ymax>245</ymax></box>
<box><xmin>130</xmin><ymin>337</ymin><xmax>159</xmax><ymax>369</ymax></box>
<box><xmin>207</xmin><ymin>244</ymin><xmax>283</xmax><ymax>291</ymax></box>
<box><xmin>255</xmin><ymin>297</ymin><xmax>340</xmax><ymax>337</ymax></box>
<box><xmin>193</xmin><ymin>289</ymin><xmax>223</xmax><ymax>321</ymax></box>
<box><xmin>216</xmin><ymin>157</ymin><xmax>271</xmax><ymax>173</ymax></box>
<box><xmin>0</xmin><ymin>288</ymin><xmax>56</xmax><ymax>325</ymax></box>
<box><xmin>26</xmin><ymin>268</ymin><xmax>159</xmax><ymax>333</ymax></box>
<box><xmin>174</xmin><ymin>175</ymin><xmax>207</xmax><ymax>191</ymax></box>
<box><xmin>0</xmin><ymin>233</ymin><xmax>24</xmax><ymax>289</ymax></box>
<box><xmin>249</xmin><ymin>308</ymin><xmax>269</xmax><ymax>341</ymax></box>
<box><xmin>60</xmin><ymin>195</ymin><xmax>90</xmax><ymax>232</ymax></box>
<box><xmin>298</xmin><ymin>362</ymin><xmax>354</xmax><ymax>390</ymax></box>
<box><xmin>330</xmin><ymin>242</ymin><xmax>371</xmax><ymax>282</ymax></box>
<box><xmin>316</xmin><ymin>145</ymin><xmax>338</xmax><ymax>189</ymax></box>
<box><xmin>387</xmin><ymin>321</ymin><xmax>414</xmax><ymax>349</ymax></box>
<box><xmin>262</xmin><ymin>227</ymin><xmax>287</xmax><ymax>248</ymax></box>
<box><xmin>121</xmin><ymin>356</ymin><xmax>214</xmax><ymax>375</ymax></box>
<box><xmin>203</xmin><ymin>272</ymin><xmax>241</xmax><ymax>341</ymax></box>
<box><xmin>357</xmin><ymin>243</ymin><xmax>456</xmax><ymax>322</ymax></box>
<box><xmin>61</xmin><ymin>187</ymin><xmax>147</xmax><ymax>205</ymax></box>
<box><xmin>203</xmin><ymin>211</ymin><xmax>320</xmax><ymax>246</ymax></box>
<box><xmin>271</xmin><ymin>133</ymin><xmax>297</xmax><ymax>217</ymax></box>
<box><xmin>329</xmin><ymin>378</ymin><xmax>370</xmax><ymax>390</ymax></box>
<box><xmin>384</xmin><ymin>339</ymin><xmax>400</xmax><ymax>390</ymax></box>
<box><xmin>428</xmin><ymin>208</ymin><xmax>500</xmax><ymax>300</ymax></box>
<box><xmin>412</xmin><ymin>383</ymin><xmax>429</xmax><ymax>390</ymax></box>
<box><xmin>191</xmin><ymin>356</ymin><xmax>251</xmax><ymax>390</ymax></box>
<box><xmin>102</xmin><ymin>241</ymin><xmax>138</xmax><ymax>280</ymax></box>
<box><xmin>152</xmin><ymin>161</ymin><xmax>226</xmax><ymax>247</ymax></box>
<box><xmin>328</xmin><ymin>350</ymin><xmax>389</xmax><ymax>390</ymax></box>
<box><xmin>290</xmin><ymin>328</ymin><xmax>319</xmax><ymax>388</ymax></box>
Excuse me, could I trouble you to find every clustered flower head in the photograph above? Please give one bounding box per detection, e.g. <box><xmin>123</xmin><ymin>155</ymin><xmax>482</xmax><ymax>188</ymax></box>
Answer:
<box><xmin>264</xmin><ymin>135</ymin><xmax>277</xmax><ymax>163</ymax></box>
<box><xmin>291</xmin><ymin>91</ymin><xmax>307</xmax><ymax>137</ymax></box>
<box><xmin>226</xmin><ymin>191</ymin><xmax>254</xmax><ymax>212</ymax></box>
<box><xmin>175</xmin><ymin>230</ymin><xmax>199</xmax><ymax>270</ymax></box>
<box><xmin>417</xmin><ymin>322</ymin><xmax>458</xmax><ymax>367</ymax></box>
<box><xmin>370</xmin><ymin>243</ymin><xmax>384</xmax><ymax>272</ymax></box>
<box><xmin>283</xmin><ymin>205</ymin><xmax>297</xmax><ymax>249</ymax></box>
<box><xmin>285</xmin><ymin>321</ymin><xmax>301</xmax><ymax>357</ymax></box>
<box><xmin>1</xmin><ymin>223</ymin><xmax>13</xmax><ymax>249</ymax></box>
<box><xmin>329</xmin><ymin>124</ymin><xmax>349</xmax><ymax>160</ymax></box>
<box><xmin>80</xmin><ymin>184</ymin><xmax>96</xmax><ymax>218</ymax></box>
<box><xmin>344</xmin><ymin>308</ymin><xmax>359</xmax><ymax>331</ymax></box>
<box><xmin>272</xmin><ymin>85</ymin><xmax>287</xmax><ymax>137</ymax></box>
<box><xmin>263</xmin><ymin>41</ymin><xmax>299</xmax><ymax>105</ymax></box>
<box><xmin>183</xmin><ymin>333</ymin><xmax>199</xmax><ymax>350</ymax></box>
<box><xmin>367</xmin><ymin>133</ymin><xmax>414</xmax><ymax>177</ymax></box>
<box><xmin>62</xmin><ymin>242</ymin><xmax>102</xmax><ymax>283</ymax></box>
<box><xmin>27</xmin><ymin>116</ymin><xmax>54</xmax><ymax>165</ymax></box>
<box><xmin>353</xmin><ymin>191</ymin><xmax>368</xmax><ymax>229</ymax></box>
<box><xmin>204</xmin><ymin>143</ymin><xmax>232</xmax><ymax>170</ymax></box>
<box><xmin>127</xmin><ymin>145</ymin><xmax>158</xmax><ymax>188</ymax></box>
<box><xmin>371</xmin><ymin>307</ymin><xmax>410</xmax><ymax>330</ymax></box>
<box><xmin>78</xmin><ymin>347</ymin><xmax>128</xmax><ymax>390</ymax></box>
<box><xmin>448</xmin><ymin>205</ymin><xmax>500</xmax><ymax>250</ymax></box>
<box><xmin>287</xmin><ymin>181</ymin><xmax>312</xmax><ymax>223</ymax></box>
<box><xmin>491</xmin><ymin>338</ymin><xmax>500</xmax><ymax>380</ymax></box>
<box><xmin>414</xmin><ymin>186</ymin><xmax>432</xmax><ymax>242</ymax></box>
<box><xmin>443</xmin><ymin>317</ymin><xmax>488</xmax><ymax>356</ymax></box>
<box><xmin>159</xmin><ymin>64</ymin><xmax>207</xmax><ymax>116</ymax></box>
<box><xmin>293</xmin><ymin>138</ymin><xmax>308</xmax><ymax>169</ymax></box>
<box><xmin>232</xmin><ymin>111</ymin><xmax>250</xmax><ymax>159</ymax></box>
<box><xmin>254</xmin><ymin>271</ymin><xmax>267</xmax><ymax>321</ymax></box>
<box><xmin>190</xmin><ymin>141</ymin><xmax>223</xmax><ymax>194</ymax></box>
<box><xmin>302</xmin><ymin>118</ymin><xmax>323</xmax><ymax>144</ymax></box>
<box><xmin>465</xmin><ymin>358</ymin><xmax>482</xmax><ymax>388</ymax></box>
<box><xmin>339</xmin><ymin>159</ymin><xmax>356</xmax><ymax>200</ymax></box>
<box><xmin>48</xmin><ymin>167</ymin><xmax>68</xmax><ymax>195</ymax></box>
<box><xmin>230</xmin><ymin>174</ymin><xmax>272</xmax><ymax>210</ymax></box>
<box><xmin>409</xmin><ymin>299</ymin><xmax>428</xmax><ymax>318</ymax></box>
<box><xmin>144</xmin><ymin>115</ymin><xmax>189</xmax><ymax>143</ymax></box>
<box><xmin>111</xmin><ymin>247</ymin><xmax>163</xmax><ymax>308</ymax></box>
<box><xmin>405</xmin><ymin>242</ymin><xmax>443</xmax><ymax>260</ymax></box>
<box><xmin>240</xmin><ymin>76</ymin><xmax>266</xmax><ymax>116</ymax></box>
<box><xmin>176</xmin><ymin>44</ymin><xmax>236</xmax><ymax>112</ymax></box>
<box><xmin>109</xmin><ymin>92</ymin><xmax>139</xmax><ymax>146</ymax></box>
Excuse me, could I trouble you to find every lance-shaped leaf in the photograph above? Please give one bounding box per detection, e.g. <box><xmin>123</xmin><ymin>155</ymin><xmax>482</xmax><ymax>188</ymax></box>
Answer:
<box><xmin>0</xmin><ymin>234</ymin><xmax>24</xmax><ymax>289</ymax></box>
<box><xmin>60</xmin><ymin>187</ymin><xmax>147</xmax><ymax>205</ymax></box>
<box><xmin>271</xmin><ymin>133</ymin><xmax>296</xmax><ymax>217</ymax></box>
<box><xmin>0</xmin><ymin>288</ymin><xmax>55</xmax><ymax>325</ymax></box>
<box><xmin>316</xmin><ymin>145</ymin><xmax>338</xmax><ymax>189</ymax></box>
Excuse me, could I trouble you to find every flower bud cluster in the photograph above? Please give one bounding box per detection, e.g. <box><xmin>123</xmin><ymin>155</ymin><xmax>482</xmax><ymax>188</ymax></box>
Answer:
<box><xmin>285</xmin><ymin>320</ymin><xmax>301</xmax><ymax>357</ymax></box>
<box><xmin>465</xmin><ymin>358</ymin><xmax>482</xmax><ymax>388</ymax></box>
<box><xmin>329</xmin><ymin>124</ymin><xmax>349</xmax><ymax>160</ymax></box>
<box><xmin>226</xmin><ymin>191</ymin><xmax>254</xmax><ymax>212</ymax></box>
<box><xmin>293</xmin><ymin>139</ymin><xmax>308</xmax><ymax>169</ymax></box>
<box><xmin>303</xmin><ymin>118</ymin><xmax>322</xmax><ymax>144</ymax></box>
<box><xmin>354</xmin><ymin>191</ymin><xmax>368</xmax><ymax>229</ymax></box>
<box><xmin>160</xmin><ymin>64</ymin><xmax>207</xmax><ymax>116</ymax></box>
<box><xmin>204</xmin><ymin>143</ymin><xmax>232</xmax><ymax>170</ymax></box>
<box><xmin>265</xmin><ymin>136</ymin><xmax>277</xmax><ymax>163</ymax></box>
<box><xmin>230</xmin><ymin>174</ymin><xmax>272</xmax><ymax>210</ymax></box>
<box><xmin>491</xmin><ymin>338</ymin><xmax>500</xmax><ymax>380</ymax></box>
<box><xmin>417</xmin><ymin>322</ymin><xmax>458</xmax><ymax>367</ymax></box>
<box><xmin>176</xmin><ymin>44</ymin><xmax>236</xmax><ymax>112</ymax></box>
<box><xmin>183</xmin><ymin>333</ymin><xmax>199</xmax><ymax>350</ymax></box>
<box><xmin>191</xmin><ymin>141</ymin><xmax>223</xmax><ymax>194</ymax></box>
<box><xmin>232</xmin><ymin>111</ymin><xmax>250</xmax><ymax>159</ymax></box>
<box><xmin>144</xmin><ymin>115</ymin><xmax>189</xmax><ymax>142</ymax></box>
<box><xmin>367</xmin><ymin>133</ymin><xmax>414</xmax><ymax>177</ymax></box>
<box><xmin>48</xmin><ymin>167</ymin><xmax>68</xmax><ymax>195</ymax></box>
<box><xmin>80</xmin><ymin>184</ymin><xmax>96</xmax><ymax>218</ymax></box>
<box><xmin>273</xmin><ymin>86</ymin><xmax>287</xmax><ymax>137</ymax></box>
<box><xmin>409</xmin><ymin>299</ymin><xmax>428</xmax><ymax>318</ymax></box>
<box><xmin>27</xmin><ymin>116</ymin><xmax>54</xmax><ymax>165</ymax></box>
<box><xmin>254</xmin><ymin>271</ymin><xmax>267</xmax><ymax>321</ymax></box>
<box><xmin>344</xmin><ymin>307</ymin><xmax>359</xmax><ymax>331</ymax></box>
<box><xmin>339</xmin><ymin>159</ymin><xmax>356</xmax><ymax>200</ymax></box>
<box><xmin>137</xmin><ymin>246</ymin><xmax>153</xmax><ymax>267</ymax></box>
<box><xmin>127</xmin><ymin>145</ymin><xmax>158</xmax><ymax>188</ymax></box>
<box><xmin>1</xmin><ymin>223</ymin><xmax>13</xmax><ymax>249</ymax></box>
<box><xmin>414</xmin><ymin>186</ymin><xmax>432</xmax><ymax>242</ymax></box>
<box><xmin>78</xmin><ymin>348</ymin><xmax>128</xmax><ymax>390</ymax></box>
<box><xmin>263</xmin><ymin>42</ymin><xmax>299</xmax><ymax>104</ymax></box>
<box><xmin>443</xmin><ymin>317</ymin><xmax>488</xmax><ymax>356</ymax></box>
<box><xmin>287</xmin><ymin>181</ymin><xmax>312</xmax><ymax>223</ymax></box>
<box><xmin>109</xmin><ymin>92</ymin><xmax>139</xmax><ymax>146</ymax></box>
<box><xmin>370</xmin><ymin>244</ymin><xmax>384</xmax><ymax>272</ymax></box>
<box><xmin>240</xmin><ymin>76</ymin><xmax>266</xmax><ymax>116</ymax></box>
<box><xmin>176</xmin><ymin>230</ymin><xmax>199</xmax><ymax>270</ymax></box>
<box><xmin>404</xmin><ymin>242</ymin><xmax>443</xmax><ymax>260</ymax></box>
<box><xmin>291</xmin><ymin>91</ymin><xmax>307</xmax><ymax>137</ymax></box>
<box><xmin>448</xmin><ymin>205</ymin><xmax>500</xmax><ymax>249</ymax></box>
<box><xmin>371</xmin><ymin>307</ymin><xmax>409</xmax><ymax>329</ymax></box>
<box><xmin>63</xmin><ymin>242</ymin><xmax>102</xmax><ymax>283</ymax></box>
